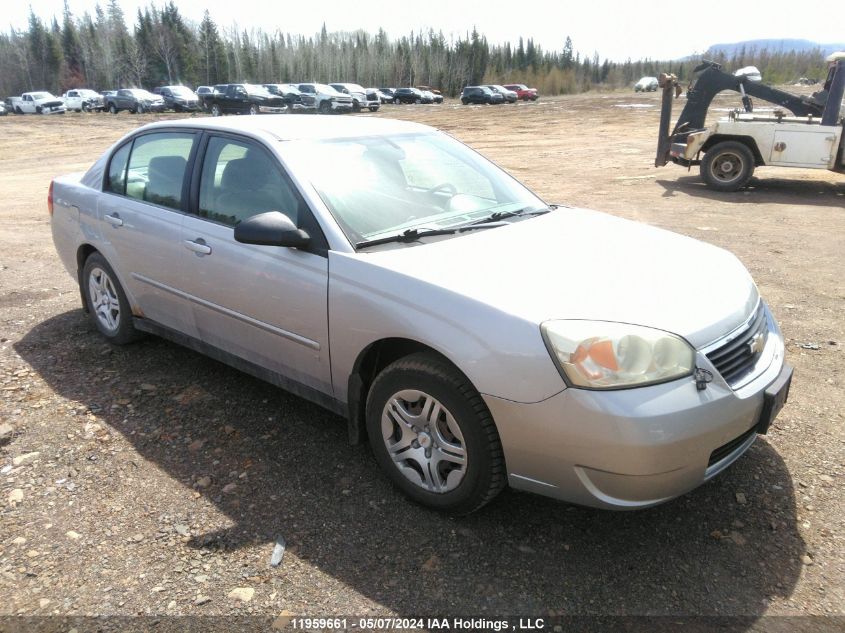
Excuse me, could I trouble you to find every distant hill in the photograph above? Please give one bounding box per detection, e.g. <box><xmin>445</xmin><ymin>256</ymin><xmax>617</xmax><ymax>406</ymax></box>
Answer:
<box><xmin>705</xmin><ymin>39</ymin><xmax>845</xmax><ymax>57</ymax></box>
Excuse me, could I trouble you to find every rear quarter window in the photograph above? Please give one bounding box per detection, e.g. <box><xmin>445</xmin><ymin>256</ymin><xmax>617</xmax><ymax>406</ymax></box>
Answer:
<box><xmin>106</xmin><ymin>142</ymin><xmax>131</xmax><ymax>194</ymax></box>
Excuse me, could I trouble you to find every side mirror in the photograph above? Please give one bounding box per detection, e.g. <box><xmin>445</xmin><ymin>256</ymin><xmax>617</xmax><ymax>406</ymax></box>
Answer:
<box><xmin>234</xmin><ymin>211</ymin><xmax>310</xmax><ymax>248</ymax></box>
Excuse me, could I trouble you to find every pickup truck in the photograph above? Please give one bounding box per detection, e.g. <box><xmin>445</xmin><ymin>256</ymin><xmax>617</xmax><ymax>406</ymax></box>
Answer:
<box><xmin>9</xmin><ymin>92</ymin><xmax>66</xmax><ymax>114</ymax></box>
<box><xmin>105</xmin><ymin>89</ymin><xmax>166</xmax><ymax>114</ymax></box>
<box><xmin>63</xmin><ymin>89</ymin><xmax>104</xmax><ymax>112</ymax></box>
<box><xmin>204</xmin><ymin>84</ymin><xmax>287</xmax><ymax>116</ymax></box>
<box><xmin>263</xmin><ymin>84</ymin><xmax>317</xmax><ymax>113</ymax></box>
<box><xmin>297</xmin><ymin>83</ymin><xmax>354</xmax><ymax>114</ymax></box>
<box><xmin>329</xmin><ymin>83</ymin><xmax>380</xmax><ymax>112</ymax></box>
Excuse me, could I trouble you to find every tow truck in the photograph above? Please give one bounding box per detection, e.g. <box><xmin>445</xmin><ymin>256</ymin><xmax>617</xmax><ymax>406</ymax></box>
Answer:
<box><xmin>656</xmin><ymin>52</ymin><xmax>845</xmax><ymax>191</ymax></box>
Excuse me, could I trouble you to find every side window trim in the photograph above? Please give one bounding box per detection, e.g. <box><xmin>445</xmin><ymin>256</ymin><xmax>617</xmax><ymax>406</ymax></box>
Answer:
<box><xmin>103</xmin><ymin>139</ymin><xmax>134</xmax><ymax>195</ymax></box>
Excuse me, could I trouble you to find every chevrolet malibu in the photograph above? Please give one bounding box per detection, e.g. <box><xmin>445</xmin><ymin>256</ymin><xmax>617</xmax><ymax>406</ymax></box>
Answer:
<box><xmin>49</xmin><ymin>116</ymin><xmax>792</xmax><ymax>514</ymax></box>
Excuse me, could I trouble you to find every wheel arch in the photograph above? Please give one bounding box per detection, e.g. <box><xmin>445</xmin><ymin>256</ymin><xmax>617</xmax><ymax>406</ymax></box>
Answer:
<box><xmin>701</xmin><ymin>135</ymin><xmax>764</xmax><ymax>165</ymax></box>
<box><xmin>346</xmin><ymin>337</ymin><xmax>478</xmax><ymax>445</ymax></box>
<box><xmin>76</xmin><ymin>243</ymin><xmax>100</xmax><ymax>312</ymax></box>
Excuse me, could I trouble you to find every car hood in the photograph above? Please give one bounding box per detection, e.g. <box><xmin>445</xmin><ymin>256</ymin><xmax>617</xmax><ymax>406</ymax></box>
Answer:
<box><xmin>357</xmin><ymin>208</ymin><xmax>758</xmax><ymax>349</ymax></box>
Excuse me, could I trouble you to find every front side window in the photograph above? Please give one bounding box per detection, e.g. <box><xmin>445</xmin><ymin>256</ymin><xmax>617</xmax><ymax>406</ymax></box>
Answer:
<box><xmin>198</xmin><ymin>136</ymin><xmax>301</xmax><ymax>227</ymax></box>
<box><xmin>284</xmin><ymin>132</ymin><xmax>545</xmax><ymax>243</ymax></box>
<box><xmin>125</xmin><ymin>132</ymin><xmax>195</xmax><ymax>210</ymax></box>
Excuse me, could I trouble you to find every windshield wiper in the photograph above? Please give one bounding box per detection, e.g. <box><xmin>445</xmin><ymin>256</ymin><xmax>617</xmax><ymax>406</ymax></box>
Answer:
<box><xmin>355</xmin><ymin>223</ymin><xmax>503</xmax><ymax>250</ymax></box>
<box><xmin>468</xmin><ymin>206</ymin><xmax>552</xmax><ymax>226</ymax></box>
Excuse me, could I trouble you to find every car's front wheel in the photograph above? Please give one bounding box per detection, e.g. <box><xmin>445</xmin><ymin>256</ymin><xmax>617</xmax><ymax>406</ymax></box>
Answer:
<box><xmin>248</xmin><ymin>103</ymin><xmax>258</xmax><ymax>115</ymax></box>
<box><xmin>701</xmin><ymin>140</ymin><xmax>755</xmax><ymax>192</ymax></box>
<box><xmin>210</xmin><ymin>103</ymin><xmax>222</xmax><ymax>117</ymax></box>
<box><xmin>366</xmin><ymin>353</ymin><xmax>505</xmax><ymax>514</ymax></box>
<box><xmin>109</xmin><ymin>104</ymin><xmax>117</xmax><ymax>114</ymax></box>
<box><xmin>82</xmin><ymin>253</ymin><xmax>139</xmax><ymax>345</ymax></box>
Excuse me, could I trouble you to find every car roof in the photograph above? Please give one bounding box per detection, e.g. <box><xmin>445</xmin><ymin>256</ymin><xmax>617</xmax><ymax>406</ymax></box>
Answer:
<box><xmin>133</xmin><ymin>115</ymin><xmax>435</xmax><ymax>142</ymax></box>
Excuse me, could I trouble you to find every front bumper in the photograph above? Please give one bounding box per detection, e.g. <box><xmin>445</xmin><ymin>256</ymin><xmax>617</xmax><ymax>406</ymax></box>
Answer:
<box><xmin>484</xmin><ymin>306</ymin><xmax>788</xmax><ymax>510</ymax></box>
<box><xmin>258</xmin><ymin>105</ymin><xmax>287</xmax><ymax>113</ymax></box>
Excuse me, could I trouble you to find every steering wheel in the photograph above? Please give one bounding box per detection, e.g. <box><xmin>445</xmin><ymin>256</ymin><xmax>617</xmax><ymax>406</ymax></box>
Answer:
<box><xmin>426</xmin><ymin>182</ymin><xmax>458</xmax><ymax>196</ymax></box>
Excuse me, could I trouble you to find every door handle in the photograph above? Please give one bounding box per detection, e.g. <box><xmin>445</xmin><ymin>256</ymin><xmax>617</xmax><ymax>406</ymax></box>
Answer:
<box><xmin>104</xmin><ymin>213</ymin><xmax>123</xmax><ymax>227</ymax></box>
<box><xmin>183</xmin><ymin>239</ymin><xmax>212</xmax><ymax>255</ymax></box>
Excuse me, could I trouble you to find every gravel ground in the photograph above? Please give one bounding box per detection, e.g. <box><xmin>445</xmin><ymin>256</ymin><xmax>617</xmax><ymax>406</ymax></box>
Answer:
<box><xmin>0</xmin><ymin>92</ymin><xmax>843</xmax><ymax>632</ymax></box>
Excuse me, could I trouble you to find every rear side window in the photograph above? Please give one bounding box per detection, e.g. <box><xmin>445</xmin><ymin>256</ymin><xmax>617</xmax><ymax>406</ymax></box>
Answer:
<box><xmin>125</xmin><ymin>132</ymin><xmax>195</xmax><ymax>210</ymax></box>
<box><xmin>106</xmin><ymin>142</ymin><xmax>131</xmax><ymax>194</ymax></box>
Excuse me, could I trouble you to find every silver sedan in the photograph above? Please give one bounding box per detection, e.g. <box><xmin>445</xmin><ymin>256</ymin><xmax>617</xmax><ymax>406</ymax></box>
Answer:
<box><xmin>49</xmin><ymin>115</ymin><xmax>792</xmax><ymax>513</ymax></box>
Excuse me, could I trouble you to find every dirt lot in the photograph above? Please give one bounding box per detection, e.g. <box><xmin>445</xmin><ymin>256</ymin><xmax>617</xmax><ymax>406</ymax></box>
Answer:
<box><xmin>0</xmin><ymin>92</ymin><xmax>843</xmax><ymax>629</ymax></box>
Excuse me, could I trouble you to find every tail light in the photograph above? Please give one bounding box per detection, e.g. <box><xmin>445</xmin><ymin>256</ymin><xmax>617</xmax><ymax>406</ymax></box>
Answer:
<box><xmin>48</xmin><ymin>180</ymin><xmax>54</xmax><ymax>216</ymax></box>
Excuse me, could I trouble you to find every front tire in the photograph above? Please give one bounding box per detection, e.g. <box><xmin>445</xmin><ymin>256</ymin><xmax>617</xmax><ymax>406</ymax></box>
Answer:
<box><xmin>318</xmin><ymin>100</ymin><xmax>331</xmax><ymax>114</ymax></box>
<box><xmin>701</xmin><ymin>140</ymin><xmax>755</xmax><ymax>192</ymax></box>
<box><xmin>211</xmin><ymin>103</ymin><xmax>222</xmax><ymax>117</ymax></box>
<box><xmin>109</xmin><ymin>104</ymin><xmax>117</xmax><ymax>115</ymax></box>
<box><xmin>249</xmin><ymin>103</ymin><xmax>258</xmax><ymax>115</ymax></box>
<box><xmin>366</xmin><ymin>352</ymin><xmax>506</xmax><ymax>514</ymax></box>
<box><xmin>82</xmin><ymin>253</ymin><xmax>139</xmax><ymax>345</ymax></box>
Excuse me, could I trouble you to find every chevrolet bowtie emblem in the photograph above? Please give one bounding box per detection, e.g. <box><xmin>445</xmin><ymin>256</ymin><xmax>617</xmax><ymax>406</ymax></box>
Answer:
<box><xmin>748</xmin><ymin>332</ymin><xmax>766</xmax><ymax>355</ymax></box>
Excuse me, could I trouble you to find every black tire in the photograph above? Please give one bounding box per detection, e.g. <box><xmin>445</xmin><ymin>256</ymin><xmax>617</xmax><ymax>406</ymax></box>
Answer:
<box><xmin>701</xmin><ymin>140</ymin><xmax>755</xmax><ymax>192</ymax></box>
<box><xmin>211</xmin><ymin>103</ymin><xmax>222</xmax><ymax>117</ymax></box>
<box><xmin>461</xmin><ymin>98</ymin><xmax>468</xmax><ymax>105</ymax></box>
<box><xmin>81</xmin><ymin>253</ymin><xmax>140</xmax><ymax>345</ymax></box>
<box><xmin>109</xmin><ymin>104</ymin><xmax>118</xmax><ymax>115</ymax></box>
<box><xmin>366</xmin><ymin>352</ymin><xmax>506</xmax><ymax>514</ymax></box>
<box><xmin>369</xmin><ymin>106</ymin><xmax>379</xmax><ymax>112</ymax></box>
<box><xmin>249</xmin><ymin>103</ymin><xmax>258</xmax><ymax>115</ymax></box>
<box><xmin>393</xmin><ymin>97</ymin><xmax>401</xmax><ymax>105</ymax></box>
<box><xmin>352</xmin><ymin>101</ymin><xmax>361</xmax><ymax>113</ymax></box>
<box><xmin>318</xmin><ymin>100</ymin><xmax>331</xmax><ymax>114</ymax></box>
<box><xmin>36</xmin><ymin>106</ymin><xmax>43</xmax><ymax>114</ymax></box>
<box><xmin>414</xmin><ymin>98</ymin><xmax>421</xmax><ymax>104</ymax></box>
<box><xmin>136</xmin><ymin>103</ymin><xmax>145</xmax><ymax>114</ymax></box>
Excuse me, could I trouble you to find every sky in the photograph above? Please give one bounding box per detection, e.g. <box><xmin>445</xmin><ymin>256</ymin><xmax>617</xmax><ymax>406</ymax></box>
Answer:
<box><xmin>5</xmin><ymin>0</ymin><xmax>843</xmax><ymax>61</ymax></box>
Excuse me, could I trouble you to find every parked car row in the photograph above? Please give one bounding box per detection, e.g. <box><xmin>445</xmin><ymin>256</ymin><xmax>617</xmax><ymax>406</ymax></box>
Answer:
<box><xmin>2</xmin><ymin>81</ymin><xmax>538</xmax><ymax>116</ymax></box>
<box><xmin>460</xmin><ymin>84</ymin><xmax>539</xmax><ymax>105</ymax></box>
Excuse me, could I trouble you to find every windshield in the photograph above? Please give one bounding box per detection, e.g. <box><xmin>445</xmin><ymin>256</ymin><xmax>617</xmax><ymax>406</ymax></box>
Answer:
<box><xmin>79</xmin><ymin>90</ymin><xmax>99</xmax><ymax>97</ymax></box>
<box><xmin>284</xmin><ymin>132</ymin><xmax>546</xmax><ymax>244</ymax></box>
<box><xmin>245</xmin><ymin>84</ymin><xmax>273</xmax><ymax>96</ymax></box>
<box><xmin>169</xmin><ymin>86</ymin><xmax>196</xmax><ymax>97</ymax></box>
<box><xmin>31</xmin><ymin>92</ymin><xmax>53</xmax><ymax>99</ymax></box>
<box><xmin>129</xmin><ymin>89</ymin><xmax>157</xmax><ymax>98</ymax></box>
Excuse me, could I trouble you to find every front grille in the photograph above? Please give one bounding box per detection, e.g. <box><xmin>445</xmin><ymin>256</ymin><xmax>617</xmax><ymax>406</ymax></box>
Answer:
<box><xmin>708</xmin><ymin>426</ymin><xmax>756</xmax><ymax>466</ymax></box>
<box><xmin>706</xmin><ymin>305</ymin><xmax>767</xmax><ymax>387</ymax></box>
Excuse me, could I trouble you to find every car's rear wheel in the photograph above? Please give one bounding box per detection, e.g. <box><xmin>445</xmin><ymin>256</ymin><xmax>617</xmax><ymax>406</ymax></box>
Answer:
<box><xmin>701</xmin><ymin>141</ymin><xmax>755</xmax><ymax>192</ymax></box>
<box><xmin>366</xmin><ymin>352</ymin><xmax>505</xmax><ymax>514</ymax></box>
<box><xmin>82</xmin><ymin>253</ymin><xmax>139</xmax><ymax>345</ymax></box>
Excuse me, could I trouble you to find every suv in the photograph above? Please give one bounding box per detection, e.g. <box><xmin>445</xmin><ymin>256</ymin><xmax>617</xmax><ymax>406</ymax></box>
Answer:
<box><xmin>297</xmin><ymin>83</ymin><xmax>353</xmax><ymax>114</ymax></box>
<box><xmin>156</xmin><ymin>85</ymin><xmax>201</xmax><ymax>111</ymax></box>
<box><xmin>330</xmin><ymin>83</ymin><xmax>380</xmax><ymax>112</ymax></box>
<box><xmin>460</xmin><ymin>86</ymin><xmax>504</xmax><ymax>105</ymax></box>
<box><xmin>392</xmin><ymin>87</ymin><xmax>425</xmax><ymax>104</ymax></box>
<box><xmin>263</xmin><ymin>84</ymin><xmax>317</xmax><ymax>113</ymax></box>
<box><xmin>416</xmin><ymin>86</ymin><xmax>444</xmax><ymax>103</ymax></box>
<box><xmin>634</xmin><ymin>76</ymin><xmax>659</xmax><ymax>92</ymax></box>
<box><xmin>485</xmin><ymin>85</ymin><xmax>517</xmax><ymax>103</ymax></box>
<box><xmin>106</xmin><ymin>89</ymin><xmax>165</xmax><ymax>114</ymax></box>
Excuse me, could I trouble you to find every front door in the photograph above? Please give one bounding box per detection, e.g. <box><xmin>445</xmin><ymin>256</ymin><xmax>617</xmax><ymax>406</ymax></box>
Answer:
<box><xmin>179</xmin><ymin>134</ymin><xmax>332</xmax><ymax>395</ymax></box>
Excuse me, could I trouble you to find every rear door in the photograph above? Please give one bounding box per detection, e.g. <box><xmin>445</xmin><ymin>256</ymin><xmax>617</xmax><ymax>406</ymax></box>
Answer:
<box><xmin>179</xmin><ymin>132</ymin><xmax>332</xmax><ymax>395</ymax></box>
<box><xmin>96</xmin><ymin>130</ymin><xmax>200</xmax><ymax>337</ymax></box>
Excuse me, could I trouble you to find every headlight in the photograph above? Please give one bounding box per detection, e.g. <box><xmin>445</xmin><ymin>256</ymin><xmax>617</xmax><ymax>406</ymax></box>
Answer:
<box><xmin>541</xmin><ymin>321</ymin><xmax>694</xmax><ymax>389</ymax></box>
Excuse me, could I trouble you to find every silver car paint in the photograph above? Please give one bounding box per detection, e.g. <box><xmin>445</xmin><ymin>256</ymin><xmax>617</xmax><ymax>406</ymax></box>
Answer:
<box><xmin>50</xmin><ymin>115</ymin><xmax>787</xmax><ymax>510</ymax></box>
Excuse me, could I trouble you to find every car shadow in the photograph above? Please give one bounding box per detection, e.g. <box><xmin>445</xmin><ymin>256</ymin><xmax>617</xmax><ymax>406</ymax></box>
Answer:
<box><xmin>656</xmin><ymin>174</ymin><xmax>845</xmax><ymax>206</ymax></box>
<box><xmin>16</xmin><ymin>310</ymin><xmax>806</xmax><ymax>622</ymax></box>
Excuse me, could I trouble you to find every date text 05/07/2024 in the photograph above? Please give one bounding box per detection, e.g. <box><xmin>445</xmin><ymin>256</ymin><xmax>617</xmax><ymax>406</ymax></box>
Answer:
<box><xmin>288</xmin><ymin>617</ymin><xmax>547</xmax><ymax>631</ymax></box>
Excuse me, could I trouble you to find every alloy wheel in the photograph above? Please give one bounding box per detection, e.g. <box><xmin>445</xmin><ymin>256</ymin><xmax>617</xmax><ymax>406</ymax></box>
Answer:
<box><xmin>88</xmin><ymin>267</ymin><xmax>121</xmax><ymax>333</ymax></box>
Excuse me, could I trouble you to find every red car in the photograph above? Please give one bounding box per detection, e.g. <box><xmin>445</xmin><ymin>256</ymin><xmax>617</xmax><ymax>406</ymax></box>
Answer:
<box><xmin>503</xmin><ymin>84</ymin><xmax>539</xmax><ymax>101</ymax></box>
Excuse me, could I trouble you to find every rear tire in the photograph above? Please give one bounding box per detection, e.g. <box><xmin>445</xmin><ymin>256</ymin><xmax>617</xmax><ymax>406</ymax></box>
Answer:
<box><xmin>366</xmin><ymin>352</ymin><xmax>506</xmax><ymax>514</ymax></box>
<box><xmin>81</xmin><ymin>253</ymin><xmax>140</xmax><ymax>345</ymax></box>
<box><xmin>701</xmin><ymin>141</ymin><xmax>755</xmax><ymax>192</ymax></box>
